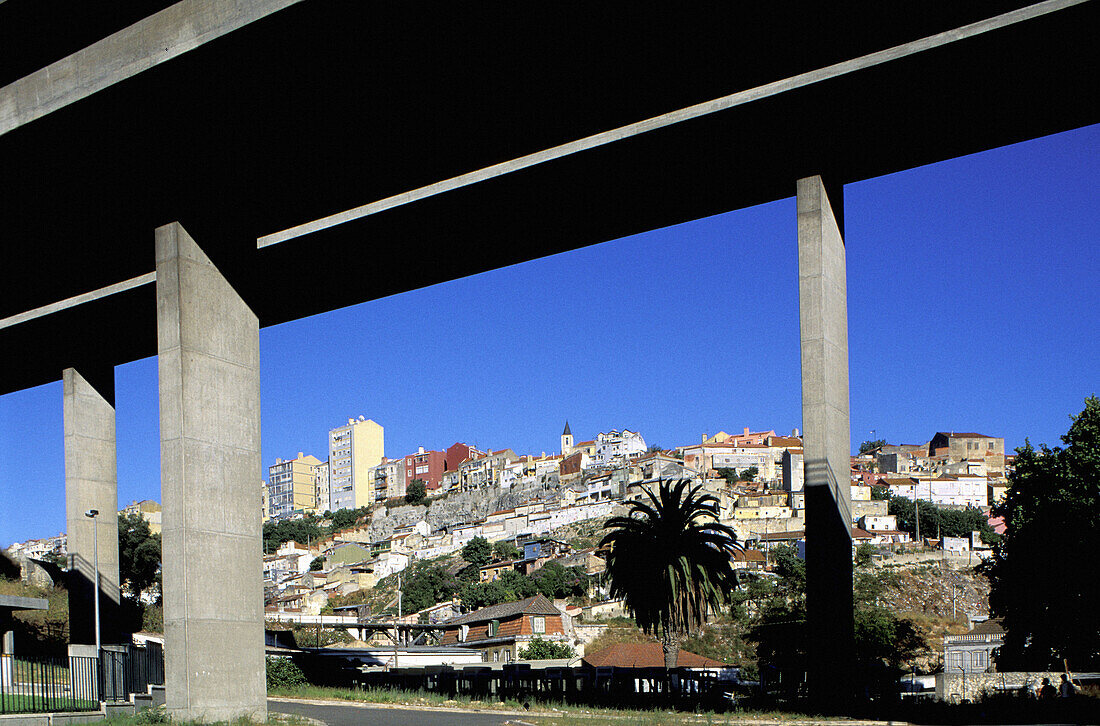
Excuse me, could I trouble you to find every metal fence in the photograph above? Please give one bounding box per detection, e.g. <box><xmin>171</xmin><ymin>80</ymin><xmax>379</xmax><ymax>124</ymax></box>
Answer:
<box><xmin>0</xmin><ymin>644</ymin><xmax>164</xmax><ymax>714</ymax></box>
<box><xmin>293</xmin><ymin>656</ymin><xmax>743</xmax><ymax>710</ymax></box>
<box><xmin>100</xmin><ymin>643</ymin><xmax>164</xmax><ymax>702</ymax></box>
<box><xmin>0</xmin><ymin>653</ymin><xmax>99</xmax><ymax>714</ymax></box>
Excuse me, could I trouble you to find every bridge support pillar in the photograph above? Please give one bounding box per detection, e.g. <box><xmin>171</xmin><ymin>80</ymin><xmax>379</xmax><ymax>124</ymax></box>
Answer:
<box><xmin>797</xmin><ymin>175</ymin><xmax>854</xmax><ymax>707</ymax></box>
<box><xmin>156</xmin><ymin>222</ymin><xmax>265</xmax><ymax>721</ymax></box>
<box><xmin>63</xmin><ymin>367</ymin><xmax>121</xmax><ymax>651</ymax></box>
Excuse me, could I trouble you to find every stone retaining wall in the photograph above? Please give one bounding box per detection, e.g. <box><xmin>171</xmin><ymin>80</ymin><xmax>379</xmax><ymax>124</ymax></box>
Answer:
<box><xmin>937</xmin><ymin>670</ymin><xmax>1064</xmax><ymax>702</ymax></box>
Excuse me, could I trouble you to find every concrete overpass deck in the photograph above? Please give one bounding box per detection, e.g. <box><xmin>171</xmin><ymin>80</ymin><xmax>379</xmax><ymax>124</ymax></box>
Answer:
<box><xmin>1</xmin><ymin>0</ymin><xmax>1096</xmax><ymax>396</ymax></box>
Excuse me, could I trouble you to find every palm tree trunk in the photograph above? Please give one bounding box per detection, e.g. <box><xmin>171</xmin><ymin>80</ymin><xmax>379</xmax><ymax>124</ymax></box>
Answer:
<box><xmin>662</xmin><ymin>630</ymin><xmax>684</xmax><ymax>669</ymax></box>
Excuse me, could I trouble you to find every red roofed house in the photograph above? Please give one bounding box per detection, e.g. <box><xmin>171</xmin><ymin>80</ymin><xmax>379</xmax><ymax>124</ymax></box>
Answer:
<box><xmin>440</xmin><ymin>594</ymin><xmax>569</xmax><ymax>663</ymax></box>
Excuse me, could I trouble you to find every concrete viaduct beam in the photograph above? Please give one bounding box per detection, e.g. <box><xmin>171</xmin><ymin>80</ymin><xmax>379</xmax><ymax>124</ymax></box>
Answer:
<box><xmin>797</xmin><ymin>176</ymin><xmax>855</xmax><ymax>705</ymax></box>
<box><xmin>0</xmin><ymin>0</ymin><xmax>303</xmax><ymax>137</ymax></box>
<box><xmin>156</xmin><ymin>222</ymin><xmax>264</xmax><ymax>721</ymax></box>
<box><xmin>63</xmin><ymin>367</ymin><xmax>121</xmax><ymax>650</ymax></box>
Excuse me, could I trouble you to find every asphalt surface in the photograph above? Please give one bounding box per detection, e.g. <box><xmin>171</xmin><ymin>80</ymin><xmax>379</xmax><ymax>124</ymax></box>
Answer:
<box><xmin>268</xmin><ymin>698</ymin><xmax>527</xmax><ymax>726</ymax></box>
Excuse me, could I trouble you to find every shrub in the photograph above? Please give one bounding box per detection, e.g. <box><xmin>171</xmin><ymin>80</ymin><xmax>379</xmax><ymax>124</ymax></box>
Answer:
<box><xmin>266</xmin><ymin>656</ymin><xmax>307</xmax><ymax>689</ymax></box>
<box><xmin>518</xmin><ymin>637</ymin><xmax>575</xmax><ymax>660</ymax></box>
<box><xmin>134</xmin><ymin>706</ymin><xmax>169</xmax><ymax>724</ymax></box>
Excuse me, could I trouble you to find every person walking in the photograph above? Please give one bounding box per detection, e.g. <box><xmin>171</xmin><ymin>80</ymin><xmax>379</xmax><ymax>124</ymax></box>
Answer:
<box><xmin>1038</xmin><ymin>677</ymin><xmax>1057</xmax><ymax>700</ymax></box>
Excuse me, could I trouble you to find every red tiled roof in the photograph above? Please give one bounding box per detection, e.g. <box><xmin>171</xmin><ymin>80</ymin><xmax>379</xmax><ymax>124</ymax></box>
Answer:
<box><xmin>969</xmin><ymin>618</ymin><xmax>1005</xmax><ymax>636</ymax></box>
<box><xmin>446</xmin><ymin>594</ymin><xmax>560</xmax><ymax>626</ymax></box>
<box><xmin>583</xmin><ymin>642</ymin><xmax>730</xmax><ymax>669</ymax></box>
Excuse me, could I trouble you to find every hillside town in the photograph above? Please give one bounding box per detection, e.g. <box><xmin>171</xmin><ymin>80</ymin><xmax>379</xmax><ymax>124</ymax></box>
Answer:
<box><xmin>5</xmin><ymin>419</ymin><xmax>1011</xmax><ymax>653</ymax></box>
<box><xmin>245</xmin><ymin>418</ymin><xmax>1008</xmax><ymax>611</ymax></box>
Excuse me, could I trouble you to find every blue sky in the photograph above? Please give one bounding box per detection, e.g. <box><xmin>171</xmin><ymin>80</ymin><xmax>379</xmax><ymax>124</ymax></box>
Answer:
<box><xmin>2</xmin><ymin>124</ymin><xmax>1097</xmax><ymax>547</ymax></box>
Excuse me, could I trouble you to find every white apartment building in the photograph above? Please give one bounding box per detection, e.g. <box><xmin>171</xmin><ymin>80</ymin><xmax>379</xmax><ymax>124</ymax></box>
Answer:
<box><xmin>329</xmin><ymin>417</ymin><xmax>384</xmax><ymax>511</ymax></box>
<box><xmin>782</xmin><ymin>448</ymin><xmax>805</xmax><ymax>492</ymax></box>
<box><xmin>887</xmin><ymin>476</ymin><xmax>989</xmax><ymax>508</ymax></box>
<box><xmin>592</xmin><ymin>429</ymin><xmax>647</xmax><ymax>467</ymax></box>
<box><xmin>682</xmin><ymin>442</ymin><xmax>786</xmax><ymax>482</ymax></box>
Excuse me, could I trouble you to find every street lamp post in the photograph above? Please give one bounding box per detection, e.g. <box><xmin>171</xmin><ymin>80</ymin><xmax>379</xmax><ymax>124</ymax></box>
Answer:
<box><xmin>84</xmin><ymin>509</ymin><xmax>101</xmax><ymax>657</ymax></box>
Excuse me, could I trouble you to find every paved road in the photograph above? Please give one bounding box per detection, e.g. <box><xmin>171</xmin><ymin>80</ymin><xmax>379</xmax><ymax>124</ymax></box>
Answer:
<box><xmin>268</xmin><ymin>698</ymin><xmax>526</xmax><ymax>726</ymax></box>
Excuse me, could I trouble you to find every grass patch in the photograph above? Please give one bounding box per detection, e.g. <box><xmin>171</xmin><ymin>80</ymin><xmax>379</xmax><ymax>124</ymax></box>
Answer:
<box><xmin>0</xmin><ymin>694</ymin><xmax>98</xmax><ymax>714</ymax></box>
<box><xmin>270</xmin><ymin>684</ymin><xmax>527</xmax><ymax>710</ymax></box>
<box><xmin>269</xmin><ymin>685</ymin><xmax>848</xmax><ymax>722</ymax></box>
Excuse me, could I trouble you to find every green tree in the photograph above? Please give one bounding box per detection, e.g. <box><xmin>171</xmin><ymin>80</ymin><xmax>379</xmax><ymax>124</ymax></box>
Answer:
<box><xmin>600</xmin><ymin>478</ymin><xmax>741</xmax><ymax>669</ymax></box>
<box><xmin>888</xmin><ymin>496</ymin><xmax>998</xmax><ymax>543</ymax></box>
<box><xmin>750</xmin><ymin>547</ymin><xmax>925</xmax><ymax>692</ymax></box>
<box><xmin>985</xmin><ymin>397</ymin><xmax>1100</xmax><ymax>670</ymax></box>
<box><xmin>458</xmin><ymin>579</ymin><xmax>511</xmax><ymax>610</ymax></box>
<box><xmin>519</xmin><ymin>636</ymin><xmax>575</xmax><ymax>660</ymax></box>
<box><xmin>498</xmin><ymin>569</ymin><xmax>538</xmax><ymax>601</ymax></box>
<box><xmin>492</xmin><ymin>540</ymin><xmax>521</xmax><ymax>561</ymax></box>
<box><xmin>400</xmin><ymin>563</ymin><xmax>459</xmax><ymax>613</ymax></box>
<box><xmin>405</xmin><ymin>479</ymin><xmax>427</xmax><ymax>505</ymax></box>
<box><xmin>716</xmin><ymin>468</ymin><xmax>738</xmax><ymax>486</ymax></box>
<box><xmin>328</xmin><ymin>507</ymin><xmax>368</xmax><ymax>533</ymax></box>
<box><xmin>853</xmin><ymin>606</ymin><xmax>925</xmax><ymax>672</ymax></box>
<box><xmin>854</xmin><ymin>543</ymin><xmax>876</xmax><ymax>568</ymax></box>
<box><xmin>309</xmin><ymin>557</ymin><xmax>324</xmax><ymax>571</ymax></box>
<box><xmin>770</xmin><ymin>544</ymin><xmax>806</xmax><ymax>600</ymax></box>
<box><xmin>859</xmin><ymin>439</ymin><xmax>887</xmax><ymax>455</ymax></box>
<box><xmin>461</xmin><ymin>536</ymin><xmax>492</xmax><ymax>567</ymax></box>
<box><xmin>870</xmin><ymin>485</ymin><xmax>890</xmax><ymax>501</ymax></box>
<box><xmin>530</xmin><ymin>562</ymin><xmax>586</xmax><ymax>599</ymax></box>
<box><xmin>739</xmin><ymin>466</ymin><xmax>758</xmax><ymax>482</ymax></box>
<box><xmin>118</xmin><ymin>512</ymin><xmax>161</xmax><ymax>600</ymax></box>
<box><xmin>263</xmin><ymin>515</ymin><xmax>324</xmax><ymax>553</ymax></box>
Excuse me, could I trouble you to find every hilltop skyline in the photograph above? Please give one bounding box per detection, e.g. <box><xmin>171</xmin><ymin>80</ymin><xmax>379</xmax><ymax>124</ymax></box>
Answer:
<box><xmin>2</xmin><ymin>123</ymin><xmax>1098</xmax><ymax>547</ymax></box>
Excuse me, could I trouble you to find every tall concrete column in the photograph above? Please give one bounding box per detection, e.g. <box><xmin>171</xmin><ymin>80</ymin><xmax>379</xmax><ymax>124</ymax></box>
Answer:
<box><xmin>63</xmin><ymin>367</ymin><xmax>121</xmax><ymax>649</ymax></box>
<box><xmin>797</xmin><ymin>175</ymin><xmax>854</xmax><ymax>705</ymax></box>
<box><xmin>156</xmin><ymin>222</ymin><xmax>265</xmax><ymax>721</ymax></box>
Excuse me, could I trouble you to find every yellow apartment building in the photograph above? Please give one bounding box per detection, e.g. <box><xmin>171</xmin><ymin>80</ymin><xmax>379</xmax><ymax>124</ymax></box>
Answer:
<box><xmin>329</xmin><ymin>416</ymin><xmax>384</xmax><ymax>511</ymax></box>
<box><xmin>268</xmin><ymin>453</ymin><xmax>330</xmax><ymax>518</ymax></box>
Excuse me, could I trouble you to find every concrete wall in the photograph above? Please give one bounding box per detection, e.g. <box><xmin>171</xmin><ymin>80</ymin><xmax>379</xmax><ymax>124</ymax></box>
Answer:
<box><xmin>156</xmin><ymin>222</ymin><xmax>265</xmax><ymax>721</ymax></box>
<box><xmin>937</xmin><ymin>670</ymin><xmax>1065</xmax><ymax>702</ymax></box>
<box><xmin>797</xmin><ymin>175</ymin><xmax>854</xmax><ymax>703</ymax></box>
<box><xmin>63</xmin><ymin>368</ymin><xmax>120</xmax><ymax>647</ymax></box>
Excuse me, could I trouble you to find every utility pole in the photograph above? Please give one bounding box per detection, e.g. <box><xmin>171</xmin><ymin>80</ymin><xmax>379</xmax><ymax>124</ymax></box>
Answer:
<box><xmin>914</xmin><ymin>486</ymin><xmax>920</xmax><ymax>548</ymax></box>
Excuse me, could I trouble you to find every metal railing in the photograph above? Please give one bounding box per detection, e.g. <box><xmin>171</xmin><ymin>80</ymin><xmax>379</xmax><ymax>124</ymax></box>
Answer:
<box><xmin>0</xmin><ymin>653</ymin><xmax>99</xmax><ymax>714</ymax></box>
<box><xmin>0</xmin><ymin>644</ymin><xmax>164</xmax><ymax>714</ymax></box>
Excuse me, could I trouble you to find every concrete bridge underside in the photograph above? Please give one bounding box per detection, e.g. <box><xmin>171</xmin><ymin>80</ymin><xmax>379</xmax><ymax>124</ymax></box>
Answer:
<box><xmin>1</xmin><ymin>0</ymin><xmax>1096</xmax><ymax>718</ymax></box>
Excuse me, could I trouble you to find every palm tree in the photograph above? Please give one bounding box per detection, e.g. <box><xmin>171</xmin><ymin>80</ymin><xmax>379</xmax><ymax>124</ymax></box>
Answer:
<box><xmin>600</xmin><ymin>477</ymin><xmax>741</xmax><ymax>669</ymax></box>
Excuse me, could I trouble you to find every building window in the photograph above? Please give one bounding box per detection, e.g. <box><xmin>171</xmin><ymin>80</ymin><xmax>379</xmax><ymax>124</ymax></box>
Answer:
<box><xmin>488</xmin><ymin>620</ymin><xmax>499</xmax><ymax>636</ymax></box>
<box><xmin>531</xmin><ymin>616</ymin><xmax>545</xmax><ymax>634</ymax></box>
<box><xmin>973</xmin><ymin>650</ymin><xmax>986</xmax><ymax>669</ymax></box>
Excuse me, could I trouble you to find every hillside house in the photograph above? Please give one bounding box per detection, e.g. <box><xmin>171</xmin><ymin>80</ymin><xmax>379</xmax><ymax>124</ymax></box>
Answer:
<box><xmin>944</xmin><ymin>618</ymin><xmax>1004</xmax><ymax>674</ymax></box>
<box><xmin>440</xmin><ymin>594</ymin><xmax>568</xmax><ymax>663</ymax></box>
